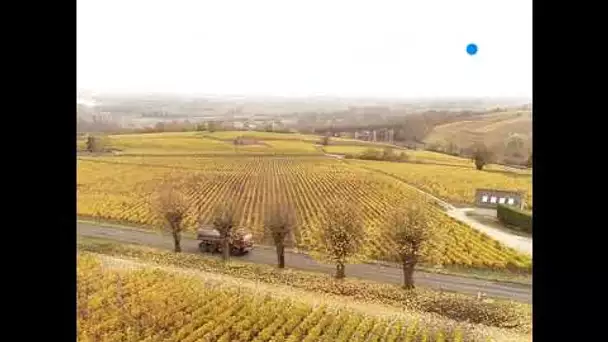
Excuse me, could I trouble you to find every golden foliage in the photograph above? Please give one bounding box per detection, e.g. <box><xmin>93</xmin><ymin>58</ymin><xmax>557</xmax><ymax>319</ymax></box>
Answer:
<box><xmin>149</xmin><ymin>174</ymin><xmax>192</xmax><ymax>233</ymax></box>
<box><xmin>264</xmin><ymin>201</ymin><xmax>296</xmax><ymax>246</ymax></box>
<box><xmin>387</xmin><ymin>201</ymin><xmax>435</xmax><ymax>261</ymax></box>
<box><xmin>77</xmin><ymin>156</ymin><xmax>531</xmax><ymax>271</ymax></box>
<box><xmin>77</xmin><ymin>252</ymin><xmax>474</xmax><ymax>342</ymax></box>
<box><xmin>77</xmin><ymin>245</ymin><xmax>531</xmax><ymax>334</ymax></box>
<box><xmin>317</xmin><ymin>202</ymin><xmax>366</xmax><ymax>264</ymax></box>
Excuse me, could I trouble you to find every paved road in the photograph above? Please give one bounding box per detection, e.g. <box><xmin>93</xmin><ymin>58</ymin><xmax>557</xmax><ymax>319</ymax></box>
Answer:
<box><xmin>77</xmin><ymin>222</ymin><xmax>531</xmax><ymax>303</ymax></box>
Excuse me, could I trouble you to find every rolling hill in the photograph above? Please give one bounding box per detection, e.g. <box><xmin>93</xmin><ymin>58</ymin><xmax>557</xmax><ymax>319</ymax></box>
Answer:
<box><xmin>423</xmin><ymin>111</ymin><xmax>532</xmax><ymax>163</ymax></box>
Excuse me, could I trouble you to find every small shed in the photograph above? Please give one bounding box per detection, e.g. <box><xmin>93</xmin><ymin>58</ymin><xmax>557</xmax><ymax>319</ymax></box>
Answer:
<box><xmin>474</xmin><ymin>188</ymin><xmax>524</xmax><ymax>209</ymax></box>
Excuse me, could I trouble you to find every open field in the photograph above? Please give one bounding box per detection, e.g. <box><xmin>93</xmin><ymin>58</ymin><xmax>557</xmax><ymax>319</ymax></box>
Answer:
<box><xmin>326</xmin><ymin>146</ymin><xmax>467</xmax><ymax>166</ymax></box>
<box><xmin>200</xmin><ymin>131</ymin><xmax>396</xmax><ymax>147</ymax></box>
<box><xmin>77</xmin><ymin>137</ymin><xmax>86</xmax><ymax>150</ymax></box>
<box><xmin>86</xmin><ymin>131</ymin><xmax>532</xmax><ymax>173</ymax></box>
<box><xmin>92</xmin><ymin>131</ymin><xmax>392</xmax><ymax>156</ymax></box>
<box><xmin>350</xmin><ymin>160</ymin><xmax>532</xmax><ymax>210</ymax></box>
<box><xmin>325</xmin><ymin>146</ymin><xmax>531</xmax><ymax>175</ymax></box>
<box><xmin>262</xmin><ymin>139</ymin><xmax>320</xmax><ymax>153</ymax></box>
<box><xmin>103</xmin><ymin>132</ymin><xmax>324</xmax><ymax>156</ymax></box>
<box><xmin>407</xmin><ymin>150</ymin><xmax>472</xmax><ymax>167</ymax></box>
<box><xmin>78</xmin><ymin>156</ymin><xmax>531</xmax><ymax>271</ymax></box>
<box><xmin>78</xmin><ymin>250</ymin><xmax>531</xmax><ymax>341</ymax></box>
<box><xmin>104</xmin><ymin>131</ymin><xmax>405</xmax><ymax>155</ymax></box>
<box><xmin>201</xmin><ymin>130</ymin><xmax>323</xmax><ymax>142</ymax></box>
<box><xmin>109</xmin><ymin>132</ymin><xmax>239</xmax><ymax>153</ymax></box>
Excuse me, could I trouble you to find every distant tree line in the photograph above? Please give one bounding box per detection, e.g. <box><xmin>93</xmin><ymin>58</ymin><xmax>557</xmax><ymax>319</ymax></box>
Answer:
<box><xmin>345</xmin><ymin>147</ymin><xmax>410</xmax><ymax>162</ymax></box>
<box><xmin>77</xmin><ymin>117</ymin><xmax>122</xmax><ymax>133</ymax></box>
<box><xmin>89</xmin><ymin>119</ymin><xmax>293</xmax><ymax>135</ymax></box>
<box><xmin>306</xmin><ymin>110</ymin><xmax>484</xmax><ymax>143</ymax></box>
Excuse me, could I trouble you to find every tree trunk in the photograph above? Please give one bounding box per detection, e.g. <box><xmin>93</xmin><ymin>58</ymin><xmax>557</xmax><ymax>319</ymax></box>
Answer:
<box><xmin>222</xmin><ymin>237</ymin><xmax>230</xmax><ymax>261</ymax></box>
<box><xmin>172</xmin><ymin>231</ymin><xmax>181</xmax><ymax>253</ymax></box>
<box><xmin>402</xmin><ymin>256</ymin><xmax>417</xmax><ymax>289</ymax></box>
<box><xmin>277</xmin><ymin>244</ymin><xmax>285</xmax><ymax>269</ymax></box>
<box><xmin>336</xmin><ymin>262</ymin><xmax>345</xmax><ymax>279</ymax></box>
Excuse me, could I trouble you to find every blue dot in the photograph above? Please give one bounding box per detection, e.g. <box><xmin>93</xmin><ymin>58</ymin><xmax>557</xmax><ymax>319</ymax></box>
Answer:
<box><xmin>466</xmin><ymin>43</ymin><xmax>478</xmax><ymax>56</ymax></box>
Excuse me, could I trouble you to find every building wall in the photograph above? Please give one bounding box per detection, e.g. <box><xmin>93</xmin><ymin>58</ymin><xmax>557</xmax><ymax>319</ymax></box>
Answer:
<box><xmin>474</xmin><ymin>189</ymin><xmax>523</xmax><ymax>209</ymax></box>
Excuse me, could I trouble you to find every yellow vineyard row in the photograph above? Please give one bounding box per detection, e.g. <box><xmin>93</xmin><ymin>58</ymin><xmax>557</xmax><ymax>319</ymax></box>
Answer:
<box><xmin>77</xmin><ymin>156</ymin><xmax>531</xmax><ymax>270</ymax></box>
<box><xmin>350</xmin><ymin>160</ymin><xmax>533</xmax><ymax>209</ymax></box>
<box><xmin>78</xmin><ymin>253</ymin><xmax>468</xmax><ymax>342</ymax></box>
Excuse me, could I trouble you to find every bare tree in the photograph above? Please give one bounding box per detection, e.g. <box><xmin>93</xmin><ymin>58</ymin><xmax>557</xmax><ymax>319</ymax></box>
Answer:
<box><xmin>471</xmin><ymin>143</ymin><xmax>493</xmax><ymax>170</ymax></box>
<box><xmin>318</xmin><ymin>202</ymin><xmax>365</xmax><ymax>279</ymax></box>
<box><xmin>504</xmin><ymin>134</ymin><xmax>525</xmax><ymax>158</ymax></box>
<box><xmin>382</xmin><ymin>147</ymin><xmax>395</xmax><ymax>160</ymax></box>
<box><xmin>212</xmin><ymin>203</ymin><xmax>239</xmax><ymax>261</ymax></box>
<box><xmin>360</xmin><ymin>147</ymin><xmax>381</xmax><ymax>160</ymax></box>
<box><xmin>386</xmin><ymin>202</ymin><xmax>434</xmax><ymax>289</ymax></box>
<box><xmin>321</xmin><ymin>135</ymin><xmax>330</xmax><ymax>146</ymax></box>
<box><xmin>85</xmin><ymin>135</ymin><xmax>102</xmax><ymax>152</ymax></box>
<box><xmin>264</xmin><ymin>202</ymin><xmax>296</xmax><ymax>269</ymax></box>
<box><xmin>446</xmin><ymin>141</ymin><xmax>459</xmax><ymax>156</ymax></box>
<box><xmin>149</xmin><ymin>175</ymin><xmax>191</xmax><ymax>252</ymax></box>
<box><xmin>233</xmin><ymin>136</ymin><xmax>244</xmax><ymax>146</ymax></box>
<box><xmin>154</xmin><ymin>122</ymin><xmax>166</xmax><ymax>132</ymax></box>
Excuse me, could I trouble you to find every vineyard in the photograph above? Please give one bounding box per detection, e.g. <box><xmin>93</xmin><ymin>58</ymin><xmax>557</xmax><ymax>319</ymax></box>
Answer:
<box><xmin>102</xmin><ymin>131</ymin><xmax>406</xmax><ymax>156</ymax></box>
<box><xmin>104</xmin><ymin>132</ymin><xmax>324</xmax><ymax>156</ymax></box>
<box><xmin>81</xmin><ymin>131</ymin><xmax>532</xmax><ymax>175</ymax></box>
<box><xmin>201</xmin><ymin>131</ymin><xmax>392</xmax><ymax>147</ymax></box>
<box><xmin>350</xmin><ymin>160</ymin><xmax>533</xmax><ymax>209</ymax></box>
<box><xmin>78</xmin><ymin>252</ymin><xmax>524</xmax><ymax>342</ymax></box>
<box><xmin>77</xmin><ymin>137</ymin><xmax>86</xmax><ymax>150</ymax></box>
<box><xmin>323</xmin><ymin>141</ymin><xmax>531</xmax><ymax>173</ymax></box>
<box><xmin>77</xmin><ymin>156</ymin><xmax>531</xmax><ymax>271</ymax></box>
<box><xmin>202</xmin><ymin>131</ymin><xmax>323</xmax><ymax>142</ymax></box>
<box><xmin>108</xmin><ymin>132</ymin><xmax>238</xmax><ymax>153</ymax></box>
<box><xmin>325</xmin><ymin>146</ymin><xmax>473</xmax><ymax>167</ymax></box>
<box><xmin>79</xmin><ymin>239</ymin><xmax>532</xmax><ymax>330</ymax></box>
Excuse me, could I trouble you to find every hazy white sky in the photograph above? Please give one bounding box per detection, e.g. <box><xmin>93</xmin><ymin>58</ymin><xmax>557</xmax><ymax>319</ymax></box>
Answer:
<box><xmin>77</xmin><ymin>0</ymin><xmax>531</xmax><ymax>98</ymax></box>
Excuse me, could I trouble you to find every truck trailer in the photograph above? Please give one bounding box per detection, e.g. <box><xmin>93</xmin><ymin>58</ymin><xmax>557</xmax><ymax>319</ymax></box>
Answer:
<box><xmin>196</xmin><ymin>226</ymin><xmax>254</xmax><ymax>256</ymax></box>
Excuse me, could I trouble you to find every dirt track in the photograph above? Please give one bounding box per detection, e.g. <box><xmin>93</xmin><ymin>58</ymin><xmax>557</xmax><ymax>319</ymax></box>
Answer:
<box><xmin>349</xmin><ymin>161</ymin><xmax>532</xmax><ymax>255</ymax></box>
<box><xmin>448</xmin><ymin>208</ymin><xmax>532</xmax><ymax>255</ymax></box>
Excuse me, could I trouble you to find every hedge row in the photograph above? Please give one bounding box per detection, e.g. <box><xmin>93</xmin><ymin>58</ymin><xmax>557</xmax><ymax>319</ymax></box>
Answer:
<box><xmin>497</xmin><ymin>204</ymin><xmax>532</xmax><ymax>233</ymax></box>
<box><xmin>345</xmin><ymin>148</ymin><xmax>409</xmax><ymax>162</ymax></box>
<box><xmin>78</xmin><ymin>239</ymin><xmax>531</xmax><ymax>332</ymax></box>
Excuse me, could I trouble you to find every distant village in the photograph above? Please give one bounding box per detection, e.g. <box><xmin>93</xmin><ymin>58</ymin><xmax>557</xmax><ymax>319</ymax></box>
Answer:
<box><xmin>77</xmin><ymin>104</ymin><xmax>404</xmax><ymax>147</ymax></box>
